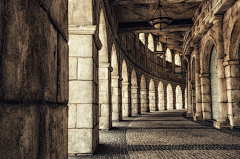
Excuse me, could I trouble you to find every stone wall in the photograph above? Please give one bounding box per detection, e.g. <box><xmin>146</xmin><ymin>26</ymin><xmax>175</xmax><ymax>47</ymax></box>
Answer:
<box><xmin>0</xmin><ymin>0</ymin><xmax>68</xmax><ymax>158</ymax></box>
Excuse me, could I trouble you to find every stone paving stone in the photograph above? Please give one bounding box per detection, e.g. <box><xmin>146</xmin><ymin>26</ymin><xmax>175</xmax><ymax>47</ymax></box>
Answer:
<box><xmin>69</xmin><ymin>110</ymin><xmax>240</xmax><ymax>159</ymax></box>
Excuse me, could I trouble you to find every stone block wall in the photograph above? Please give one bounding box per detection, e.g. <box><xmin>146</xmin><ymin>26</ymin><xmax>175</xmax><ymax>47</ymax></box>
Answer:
<box><xmin>0</xmin><ymin>0</ymin><xmax>68</xmax><ymax>158</ymax></box>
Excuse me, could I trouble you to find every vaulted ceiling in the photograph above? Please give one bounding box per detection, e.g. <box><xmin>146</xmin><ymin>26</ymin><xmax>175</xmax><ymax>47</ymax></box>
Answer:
<box><xmin>109</xmin><ymin>0</ymin><xmax>206</xmax><ymax>53</ymax></box>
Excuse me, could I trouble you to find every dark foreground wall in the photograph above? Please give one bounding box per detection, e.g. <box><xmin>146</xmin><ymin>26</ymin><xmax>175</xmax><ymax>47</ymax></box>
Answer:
<box><xmin>0</xmin><ymin>0</ymin><xmax>68</xmax><ymax>158</ymax></box>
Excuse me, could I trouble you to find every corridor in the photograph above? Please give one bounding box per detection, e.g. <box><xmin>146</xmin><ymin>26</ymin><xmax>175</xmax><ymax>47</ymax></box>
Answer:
<box><xmin>70</xmin><ymin>110</ymin><xmax>240</xmax><ymax>159</ymax></box>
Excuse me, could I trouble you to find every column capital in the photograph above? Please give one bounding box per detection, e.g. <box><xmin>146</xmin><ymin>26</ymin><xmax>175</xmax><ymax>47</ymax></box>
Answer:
<box><xmin>213</xmin><ymin>15</ymin><xmax>223</xmax><ymax>24</ymax></box>
<box><xmin>199</xmin><ymin>73</ymin><xmax>209</xmax><ymax>78</ymax></box>
<box><xmin>99</xmin><ymin>63</ymin><xmax>113</xmax><ymax>72</ymax></box>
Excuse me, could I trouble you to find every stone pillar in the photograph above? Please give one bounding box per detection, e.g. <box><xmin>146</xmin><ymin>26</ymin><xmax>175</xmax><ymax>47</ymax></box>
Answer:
<box><xmin>0</xmin><ymin>1</ymin><xmax>68</xmax><ymax>158</ymax></box>
<box><xmin>149</xmin><ymin>90</ymin><xmax>157</xmax><ymax>111</ymax></box>
<box><xmin>122</xmin><ymin>82</ymin><xmax>131</xmax><ymax>117</ymax></box>
<box><xmin>200</xmin><ymin>74</ymin><xmax>212</xmax><ymax>120</ymax></box>
<box><xmin>213</xmin><ymin>16</ymin><xmax>229</xmax><ymax>129</ymax></box>
<box><xmin>141</xmin><ymin>88</ymin><xmax>149</xmax><ymax>112</ymax></box>
<box><xmin>99</xmin><ymin>63</ymin><xmax>112</xmax><ymax>130</ymax></box>
<box><xmin>186</xmin><ymin>57</ymin><xmax>193</xmax><ymax>117</ymax></box>
<box><xmin>111</xmin><ymin>76</ymin><xmax>122</xmax><ymax>121</ymax></box>
<box><xmin>193</xmin><ymin>43</ymin><xmax>203</xmax><ymax>121</ymax></box>
<box><xmin>68</xmin><ymin>25</ymin><xmax>100</xmax><ymax>154</ymax></box>
<box><xmin>131</xmin><ymin>86</ymin><xmax>140</xmax><ymax>115</ymax></box>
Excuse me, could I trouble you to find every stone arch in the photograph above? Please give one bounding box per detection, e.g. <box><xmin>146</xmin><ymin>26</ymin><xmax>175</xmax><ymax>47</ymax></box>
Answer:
<box><xmin>201</xmin><ymin>38</ymin><xmax>217</xmax><ymax>120</ymax></box>
<box><xmin>99</xmin><ymin>9</ymin><xmax>108</xmax><ymax>63</ymax></box>
<box><xmin>148</xmin><ymin>34</ymin><xmax>154</xmax><ymax>52</ymax></box>
<box><xmin>185</xmin><ymin>87</ymin><xmax>187</xmax><ymax>109</ymax></box>
<box><xmin>140</xmin><ymin>75</ymin><xmax>148</xmax><ymax>112</ymax></box>
<box><xmin>210</xmin><ymin>46</ymin><xmax>218</xmax><ymax>120</ymax></box>
<box><xmin>122</xmin><ymin>60</ymin><xmax>128</xmax><ymax>82</ymax></box>
<box><xmin>131</xmin><ymin>69</ymin><xmax>137</xmax><ymax>87</ymax></box>
<box><xmin>131</xmin><ymin>69</ymin><xmax>140</xmax><ymax>115</ymax></box>
<box><xmin>166</xmin><ymin>48</ymin><xmax>172</xmax><ymax>62</ymax></box>
<box><xmin>140</xmin><ymin>74</ymin><xmax>146</xmax><ymax>89</ymax></box>
<box><xmin>176</xmin><ymin>85</ymin><xmax>182</xmax><ymax>109</ymax></box>
<box><xmin>99</xmin><ymin>9</ymin><xmax>111</xmax><ymax>130</ymax></box>
<box><xmin>158</xmin><ymin>81</ymin><xmax>164</xmax><ymax>110</ymax></box>
<box><xmin>227</xmin><ymin>16</ymin><xmax>240</xmax><ymax>127</ymax></box>
<box><xmin>111</xmin><ymin>44</ymin><xmax>121</xmax><ymax>121</ymax></box>
<box><xmin>191</xmin><ymin>56</ymin><xmax>196</xmax><ymax>115</ymax></box>
<box><xmin>175</xmin><ymin>54</ymin><xmax>181</xmax><ymax>66</ymax></box>
<box><xmin>229</xmin><ymin>16</ymin><xmax>240</xmax><ymax>61</ymax></box>
<box><xmin>149</xmin><ymin>79</ymin><xmax>156</xmax><ymax>111</ymax></box>
<box><xmin>111</xmin><ymin>44</ymin><xmax>118</xmax><ymax>76</ymax></box>
<box><xmin>139</xmin><ymin>33</ymin><xmax>145</xmax><ymax>44</ymax></box>
<box><xmin>167</xmin><ymin>84</ymin><xmax>173</xmax><ymax>110</ymax></box>
<box><xmin>122</xmin><ymin>60</ymin><xmax>130</xmax><ymax>117</ymax></box>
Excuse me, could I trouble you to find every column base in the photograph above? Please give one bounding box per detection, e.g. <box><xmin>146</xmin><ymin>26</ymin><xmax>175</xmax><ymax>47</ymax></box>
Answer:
<box><xmin>187</xmin><ymin>112</ymin><xmax>193</xmax><ymax>117</ymax></box>
<box><xmin>213</xmin><ymin>121</ymin><xmax>229</xmax><ymax>129</ymax></box>
<box><xmin>193</xmin><ymin>115</ymin><xmax>203</xmax><ymax>121</ymax></box>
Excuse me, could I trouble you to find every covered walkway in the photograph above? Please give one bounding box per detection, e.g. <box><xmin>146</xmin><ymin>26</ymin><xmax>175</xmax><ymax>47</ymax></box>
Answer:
<box><xmin>70</xmin><ymin>110</ymin><xmax>240</xmax><ymax>159</ymax></box>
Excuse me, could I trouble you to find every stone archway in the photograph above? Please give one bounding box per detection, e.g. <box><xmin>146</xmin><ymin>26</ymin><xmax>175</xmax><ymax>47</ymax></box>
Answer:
<box><xmin>111</xmin><ymin>44</ymin><xmax>121</xmax><ymax>121</ymax></box>
<box><xmin>201</xmin><ymin>38</ymin><xmax>217</xmax><ymax>120</ymax></box>
<box><xmin>185</xmin><ymin>87</ymin><xmax>187</xmax><ymax>110</ymax></box>
<box><xmin>122</xmin><ymin>60</ymin><xmax>130</xmax><ymax>117</ymax></box>
<box><xmin>140</xmin><ymin>75</ymin><xmax>148</xmax><ymax>112</ymax></box>
<box><xmin>149</xmin><ymin>79</ymin><xmax>156</xmax><ymax>111</ymax></box>
<box><xmin>176</xmin><ymin>85</ymin><xmax>182</xmax><ymax>109</ymax></box>
<box><xmin>167</xmin><ymin>84</ymin><xmax>173</xmax><ymax>110</ymax></box>
<box><xmin>99</xmin><ymin>9</ymin><xmax>112</xmax><ymax>130</ymax></box>
<box><xmin>158</xmin><ymin>82</ymin><xmax>164</xmax><ymax>110</ymax></box>
<box><xmin>131</xmin><ymin>69</ymin><xmax>140</xmax><ymax>115</ymax></box>
<box><xmin>210</xmin><ymin>46</ymin><xmax>218</xmax><ymax>120</ymax></box>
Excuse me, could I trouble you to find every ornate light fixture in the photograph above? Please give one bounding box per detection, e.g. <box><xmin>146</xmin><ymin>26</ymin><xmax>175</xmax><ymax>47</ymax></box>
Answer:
<box><xmin>149</xmin><ymin>1</ymin><xmax>173</xmax><ymax>30</ymax></box>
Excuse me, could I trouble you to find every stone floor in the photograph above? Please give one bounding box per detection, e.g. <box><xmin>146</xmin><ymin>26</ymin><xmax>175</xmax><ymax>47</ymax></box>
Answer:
<box><xmin>69</xmin><ymin>110</ymin><xmax>240</xmax><ymax>159</ymax></box>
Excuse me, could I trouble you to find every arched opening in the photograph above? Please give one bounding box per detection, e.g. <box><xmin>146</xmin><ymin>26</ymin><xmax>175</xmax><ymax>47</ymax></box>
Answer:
<box><xmin>210</xmin><ymin>46</ymin><xmax>218</xmax><ymax>120</ymax></box>
<box><xmin>185</xmin><ymin>87</ymin><xmax>187</xmax><ymax>109</ymax></box>
<box><xmin>158</xmin><ymin>82</ymin><xmax>164</xmax><ymax>110</ymax></box>
<box><xmin>166</xmin><ymin>48</ymin><xmax>172</xmax><ymax>62</ymax></box>
<box><xmin>131</xmin><ymin>69</ymin><xmax>139</xmax><ymax>115</ymax></box>
<box><xmin>191</xmin><ymin>57</ymin><xmax>196</xmax><ymax>116</ymax></box>
<box><xmin>140</xmin><ymin>75</ymin><xmax>148</xmax><ymax>112</ymax></box>
<box><xmin>167</xmin><ymin>84</ymin><xmax>173</xmax><ymax>110</ymax></box>
<box><xmin>149</xmin><ymin>79</ymin><xmax>156</xmax><ymax>111</ymax></box>
<box><xmin>99</xmin><ymin>9</ymin><xmax>111</xmax><ymax>130</ymax></box>
<box><xmin>157</xmin><ymin>42</ymin><xmax>163</xmax><ymax>58</ymax></box>
<box><xmin>176</xmin><ymin>85</ymin><xmax>182</xmax><ymax>109</ymax></box>
<box><xmin>139</xmin><ymin>33</ymin><xmax>145</xmax><ymax>44</ymax></box>
<box><xmin>111</xmin><ymin>44</ymin><xmax>121</xmax><ymax>121</ymax></box>
<box><xmin>122</xmin><ymin>60</ymin><xmax>130</xmax><ymax>117</ymax></box>
<box><xmin>175</xmin><ymin>54</ymin><xmax>181</xmax><ymax>66</ymax></box>
<box><xmin>148</xmin><ymin>34</ymin><xmax>154</xmax><ymax>52</ymax></box>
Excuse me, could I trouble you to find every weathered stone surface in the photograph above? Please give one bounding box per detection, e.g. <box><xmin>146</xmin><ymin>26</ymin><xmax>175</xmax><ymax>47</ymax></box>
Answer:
<box><xmin>3</xmin><ymin>0</ymin><xmax>58</xmax><ymax>103</ymax></box>
<box><xmin>37</xmin><ymin>0</ymin><xmax>68</xmax><ymax>40</ymax></box>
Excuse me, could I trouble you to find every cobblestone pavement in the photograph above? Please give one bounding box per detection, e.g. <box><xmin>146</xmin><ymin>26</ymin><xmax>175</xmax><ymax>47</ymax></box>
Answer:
<box><xmin>69</xmin><ymin>110</ymin><xmax>240</xmax><ymax>159</ymax></box>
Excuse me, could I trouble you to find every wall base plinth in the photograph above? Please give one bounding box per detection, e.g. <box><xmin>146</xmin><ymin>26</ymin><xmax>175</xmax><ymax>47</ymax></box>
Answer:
<box><xmin>213</xmin><ymin>121</ymin><xmax>230</xmax><ymax>129</ymax></box>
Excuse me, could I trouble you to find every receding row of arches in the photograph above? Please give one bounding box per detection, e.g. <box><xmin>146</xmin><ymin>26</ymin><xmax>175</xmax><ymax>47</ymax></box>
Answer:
<box><xmin>139</xmin><ymin>33</ymin><xmax>181</xmax><ymax>66</ymax></box>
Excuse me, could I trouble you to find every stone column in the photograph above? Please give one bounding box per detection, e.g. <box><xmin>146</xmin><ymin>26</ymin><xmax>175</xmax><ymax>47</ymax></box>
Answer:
<box><xmin>193</xmin><ymin>43</ymin><xmax>203</xmax><ymax>121</ymax></box>
<box><xmin>131</xmin><ymin>86</ymin><xmax>140</xmax><ymax>115</ymax></box>
<box><xmin>149</xmin><ymin>90</ymin><xmax>157</xmax><ymax>111</ymax></box>
<box><xmin>213</xmin><ymin>15</ymin><xmax>229</xmax><ymax>129</ymax></box>
<box><xmin>122</xmin><ymin>82</ymin><xmax>131</xmax><ymax>117</ymax></box>
<box><xmin>141</xmin><ymin>88</ymin><xmax>149</xmax><ymax>112</ymax></box>
<box><xmin>0</xmin><ymin>1</ymin><xmax>68</xmax><ymax>158</ymax></box>
<box><xmin>186</xmin><ymin>56</ymin><xmax>193</xmax><ymax>117</ymax></box>
<box><xmin>111</xmin><ymin>76</ymin><xmax>122</xmax><ymax>121</ymax></box>
<box><xmin>68</xmin><ymin>25</ymin><xmax>100</xmax><ymax>154</ymax></box>
<box><xmin>99</xmin><ymin>63</ymin><xmax>112</xmax><ymax>130</ymax></box>
<box><xmin>200</xmin><ymin>74</ymin><xmax>212</xmax><ymax>120</ymax></box>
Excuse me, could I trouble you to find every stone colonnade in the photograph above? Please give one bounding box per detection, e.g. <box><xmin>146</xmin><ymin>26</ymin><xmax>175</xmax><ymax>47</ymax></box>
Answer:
<box><xmin>186</xmin><ymin>1</ymin><xmax>240</xmax><ymax>129</ymax></box>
